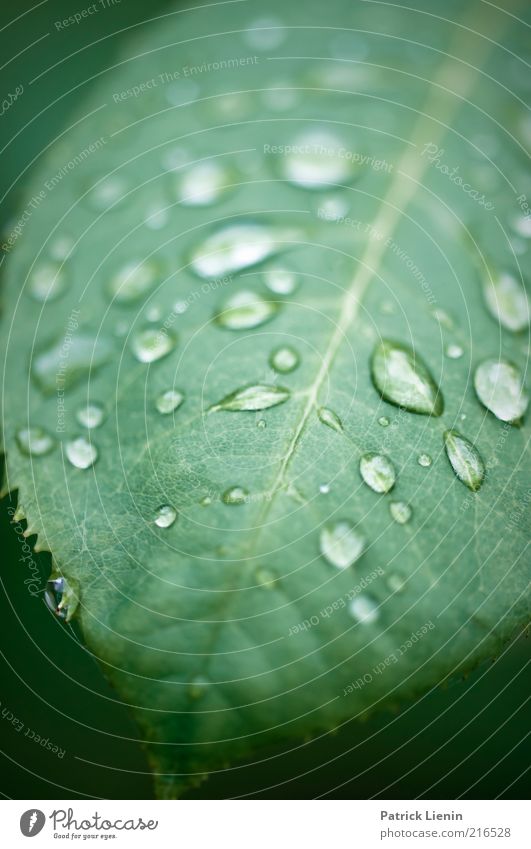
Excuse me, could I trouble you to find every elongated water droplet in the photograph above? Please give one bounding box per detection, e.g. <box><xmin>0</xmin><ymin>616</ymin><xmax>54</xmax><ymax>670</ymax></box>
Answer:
<box><xmin>44</xmin><ymin>574</ymin><xmax>79</xmax><ymax>622</ymax></box>
<box><xmin>281</xmin><ymin>129</ymin><xmax>358</xmax><ymax>189</ymax></box>
<box><xmin>154</xmin><ymin>504</ymin><xmax>177</xmax><ymax>528</ymax></box>
<box><xmin>16</xmin><ymin>427</ymin><xmax>54</xmax><ymax>457</ymax></box>
<box><xmin>317</xmin><ymin>406</ymin><xmax>343</xmax><ymax>433</ymax></box>
<box><xmin>349</xmin><ymin>595</ymin><xmax>379</xmax><ymax>624</ymax></box>
<box><xmin>132</xmin><ymin>328</ymin><xmax>176</xmax><ymax>363</ymax></box>
<box><xmin>389</xmin><ymin>501</ymin><xmax>412</xmax><ymax>524</ymax></box>
<box><xmin>190</xmin><ymin>222</ymin><xmax>288</xmax><ymax>278</ymax></box>
<box><xmin>417</xmin><ymin>453</ymin><xmax>432</xmax><ymax>467</ymax></box>
<box><xmin>474</xmin><ymin>358</ymin><xmax>528</xmax><ymax>424</ymax></box>
<box><xmin>371</xmin><ymin>339</ymin><xmax>443</xmax><ymax>416</ymax></box>
<box><xmin>270</xmin><ymin>346</ymin><xmax>299</xmax><ymax>373</ymax></box>
<box><xmin>443</xmin><ymin>429</ymin><xmax>485</xmax><ymax>491</ymax></box>
<box><xmin>359</xmin><ymin>453</ymin><xmax>396</xmax><ymax>493</ymax></box>
<box><xmin>32</xmin><ymin>333</ymin><xmax>113</xmax><ymax>394</ymax></box>
<box><xmin>28</xmin><ymin>262</ymin><xmax>67</xmax><ymax>302</ymax></box>
<box><xmin>320</xmin><ymin>521</ymin><xmax>365</xmax><ymax>570</ymax></box>
<box><xmin>175</xmin><ymin>160</ymin><xmax>231</xmax><ymax>206</ymax></box>
<box><xmin>214</xmin><ymin>290</ymin><xmax>278</xmax><ymax>330</ymax></box>
<box><xmin>156</xmin><ymin>389</ymin><xmax>184</xmax><ymax>414</ymax></box>
<box><xmin>222</xmin><ymin>486</ymin><xmax>249</xmax><ymax>504</ymax></box>
<box><xmin>108</xmin><ymin>260</ymin><xmax>159</xmax><ymax>304</ymax></box>
<box><xmin>66</xmin><ymin>436</ymin><xmax>98</xmax><ymax>469</ymax></box>
<box><xmin>210</xmin><ymin>383</ymin><xmax>290</xmax><ymax>412</ymax></box>
<box><xmin>483</xmin><ymin>271</ymin><xmax>530</xmax><ymax>332</ymax></box>
<box><xmin>446</xmin><ymin>344</ymin><xmax>464</xmax><ymax>359</ymax></box>
<box><xmin>76</xmin><ymin>402</ymin><xmax>105</xmax><ymax>429</ymax></box>
<box><xmin>264</xmin><ymin>268</ymin><xmax>298</xmax><ymax>295</ymax></box>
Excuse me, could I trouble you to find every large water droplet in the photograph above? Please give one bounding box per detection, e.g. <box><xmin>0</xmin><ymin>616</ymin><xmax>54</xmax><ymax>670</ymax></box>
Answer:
<box><xmin>371</xmin><ymin>339</ymin><xmax>443</xmax><ymax>416</ymax></box>
<box><xmin>156</xmin><ymin>389</ymin><xmax>184</xmax><ymax>415</ymax></box>
<box><xmin>483</xmin><ymin>271</ymin><xmax>530</xmax><ymax>332</ymax></box>
<box><xmin>214</xmin><ymin>290</ymin><xmax>278</xmax><ymax>330</ymax></box>
<box><xmin>175</xmin><ymin>160</ymin><xmax>232</xmax><ymax>206</ymax></box>
<box><xmin>281</xmin><ymin>129</ymin><xmax>358</xmax><ymax>189</ymax></box>
<box><xmin>264</xmin><ymin>268</ymin><xmax>298</xmax><ymax>295</ymax></box>
<box><xmin>190</xmin><ymin>222</ymin><xmax>288</xmax><ymax>278</ymax></box>
<box><xmin>108</xmin><ymin>260</ymin><xmax>159</xmax><ymax>304</ymax></box>
<box><xmin>359</xmin><ymin>453</ymin><xmax>396</xmax><ymax>494</ymax></box>
<box><xmin>154</xmin><ymin>504</ymin><xmax>177</xmax><ymax>528</ymax></box>
<box><xmin>132</xmin><ymin>328</ymin><xmax>176</xmax><ymax>363</ymax></box>
<box><xmin>417</xmin><ymin>453</ymin><xmax>432</xmax><ymax>467</ymax></box>
<box><xmin>270</xmin><ymin>346</ymin><xmax>299</xmax><ymax>373</ymax></box>
<box><xmin>317</xmin><ymin>406</ymin><xmax>343</xmax><ymax>433</ymax></box>
<box><xmin>389</xmin><ymin>501</ymin><xmax>412</xmax><ymax>524</ymax></box>
<box><xmin>16</xmin><ymin>427</ymin><xmax>54</xmax><ymax>457</ymax></box>
<box><xmin>32</xmin><ymin>333</ymin><xmax>113</xmax><ymax>394</ymax></box>
<box><xmin>320</xmin><ymin>521</ymin><xmax>365</xmax><ymax>570</ymax></box>
<box><xmin>44</xmin><ymin>574</ymin><xmax>79</xmax><ymax>622</ymax></box>
<box><xmin>210</xmin><ymin>383</ymin><xmax>290</xmax><ymax>412</ymax></box>
<box><xmin>28</xmin><ymin>262</ymin><xmax>67</xmax><ymax>302</ymax></box>
<box><xmin>474</xmin><ymin>358</ymin><xmax>528</xmax><ymax>424</ymax></box>
<box><xmin>65</xmin><ymin>436</ymin><xmax>98</xmax><ymax>469</ymax></box>
<box><xmin>349</xmin><ymin>595</ymin><xmax>379</xmax><ymax>624</ymax></box>
<box><xmin>76</xmin><ymin>402</ymin><xmax>105</xmax><ymax>429</ymax></box>
<box><xmin>222</xmin><ymin>486</ymin><xmax>249</xmax><ymax>505</ymax></box>
<box><xmin>443</xmin><ymin>430</ymin><xmax>485</xmax><ymax>491</ymax></box>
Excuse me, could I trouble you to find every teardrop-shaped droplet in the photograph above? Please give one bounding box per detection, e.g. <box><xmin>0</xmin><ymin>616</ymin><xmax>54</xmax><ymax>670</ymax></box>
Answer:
<box><xmin>483</xmin><ymin>271</ymin><xmax>530</xmax><ymax>332</ymax></box>
<box><xmin>389</xmin><ymin>501</ymin><xmax>412</xmax><ymax>524</ymax></box>
<box><xmin>209</xmin><ymin>383</ymin><xmax>290</xmax><ymax>412</ymax></box>
<box><xmin>16</xmin><ymin>427</ymin><xmax>55</xmax><ymax>457</ymax></box>
<box><xmin>154</xmin><ymin>504</ymin><xmax>177</xmax><ymax>528</ymax></box>
<box><xmin>370</xmin><ymin>339</ymin><xmax>443</xmax><ymax>416</ymax></box>
<box><xmin>269</xmin><ymin>346</ymin><xmax>299</xmax><ymax>373</ymax></box>
<box><xmin>222</xmin><ymin>486</ymin><xmax>249</xmax><ymax>504</ymax></box>
<box><xmin>132</xmin><ymin>328</ymin><xmax>176</xmax><ymax>363</ymax></box>
<box><xmin>445</xmin><ymin>344</ymin><xmax>464</xmax><ymax>359</ymax></box>
<box><xmin>44</xmin><ymin>574</ymin><xmax>79</xmax><ymax>622</ymax></box>
<box><xmin>443</xmin><ymin>429</ymin><xmax>485</xmax><ymax>491</ymax></box>
<box><xmin>76</xmin><ymin>402</ymin><xmax>105</xmax><ymax>429</ymax></box>
<box><xmin>156</xmin><ymin>389</ymin><xmax>184</xmax><ymax>415</ymax></box>
<box><xmin>320</xmin><ymin>521</ymin><xmax>365</xmax><ymax>570</ymax></box>
<box><xmin>359</xmin><ymin>453</ymin><xmax>396</xmax><ymax>493</ymax></box>
<box><xmin>317</xmin><ymin>406</ymin><xmax>343</xmax><ymax>433</ymax></box>
<box><xmin>190</xmin><ymin>222</ymin><xmax>287</xmax><ymax>278</ymax></box>
<box><xmin>108</xmin><ymin>260</ymin><xmax>159</xmax><ymax>304</ymax></box>
<box><xmin>264</xmin><ymin>268</ymin><xmax>298</xmax><ymax>295</ymax></box>
<box><xmin>281</xmin><ymin>129</ymin><xmax>357</xmax><ymax>189</ymax></box>
<box><xmin>32</xmin><ymin>333</ymin><xmax>113</xmax><ymax>394</ymax></box>
<box><xmin>214</xmin><ymin>290</ymin><xmax>278</xmax><ymax>330</ymax></box>
<box><xmin>65</xmin><ymin>436</ymin><xmax>98</xmax><ymax>469</ymax></box>
<box><xmin>417</xmin><ymin>453</ymin><xmax>432</xmax><ymax>467</ymax></box>
<box><xmin>175</xmin><ymin>160</ymin><xmax>231</xmax><ymax>206</ymax></box>
<box><xmin>474</xmin><ymin>358</ymin><xmax>528</xmax><ymax>424</ymax></box>
<box><xmin>349</xmin><ymin>595</ymin><xmax>379</xmax><ymax>624</ymax></box>
<box><xmin>28</xmin><ymin>262</ymin><xmax>67</xmax><ymax>302</ymax></box>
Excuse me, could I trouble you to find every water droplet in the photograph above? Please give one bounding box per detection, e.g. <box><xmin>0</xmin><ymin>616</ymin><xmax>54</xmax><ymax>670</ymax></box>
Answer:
<box><xmin>319</xmin><ymin>195</ymin><xmax>350</xmax><ymax>220</ymax></box>
<box><xmin>190</xmin><ymin>222</ymin><xmax>288</xmax><ymax>278</ymax></box>
<box><xmin>188</xmin><ymin>675</ymin><xmax>209</xmax><ymax>700</ymax></box>
<box><xmin>359</xmin><ymin>453</ymin><xmax>396</xmax><ymax>494</ymax></box>
<box><xmin>32</xmin><ymin>333</ymin><xmax>113</xmax><ymax>394</ymax></box>
<box><xmin>257</xmin><ymin>418</ymin><xmax>267</xmax><ymax>429</ymax></box>
<box><xmin>443</xmin><ymin>430</ymin><xmax>485</xmax><ymax>491</ymax></box>
<box><xmin>175</xmin><ymin>160</ymin><xmax>231</xmax><ymax>206</ymax></box>
<box><xmin>243</xmin><ymin>16</ymin><xmax>286</xmax><ymax>50</ymax></box>
<box><xmin>66</xmin><ymin>436</ymin><xmax>98</xmax><ymax>469</ymax></box>
<box><xmin>389</xmin><ymin>501</ymin><xmax>412</xmax><ymax>524</ymax></box>
<box><xmin>349</xmin><ymin>595</ymin><xmax>379</xmax><ymax>624</ymax></box>
<box><xmin>156</xmin><ymin>389</ymin><xmax>184</xmax><ymax>415</ymax></box>
<box><xmin>108</xmin><ymin>260</ymin><xmax>159</xmax><ymax>304</ymax></box>
<box><xmin>200</xmin><ymin>495</ymin><xmax>212</xmax><ymax>507</ymax></box>
<box><xmin>132</xmin><ymin>328</ymin><xmax>176</xmax><ymax>363</ymax></box>
<box><xmin>88</xmin><ymin>176</ymin><xmax>127</xmax><ymax>210</ymax></box>
<box><xmin>432</xmin><ymin>308</ymin><xmax>453</xmax><ymax>329</ymax></box>
<box><xmin>319</xmin><ymin>483</ymin><xmax>330</xmax><ymax>494</ymax></box>
<box><xmin>387</xmin><ymin>573</ymin><xmax>405</xmax><ymax>593</ymax></box>
<box><xmin>320</xmin><ymin>521</ymin><xmax>365</xmax><ymax>570</ymax></box>
<box><xmin>446</xmin><ymin>344</ymin><xmax>464</xmax><ymax>359</ymax></box>
<box><xmin>28</xmin><ymin>262</ymin><xmax>67</xmax><ymax>302</ymax></box>
<box><xmin>222</xmin><ymin>486</ymin><xmax>249</xmax><ymax>505</ymax></box>
<box><xmin>154</xmin><ymin>504</ymin><xmax>177</xmax><ymax>528</ymax></box>
<box><xmin>173</xmin><ymin>300</ymin><xmax>188</xmax><ymax>315</ymax></box>
<box><xmin>317</xmin><ymin>406</ymin><xmax>343</xmax><ymax>433</ymax></box>
<box><xmin>371</xmin><ymin>339</ymin><xmax>443</xmax><ymax>416</ymax></box>
<box><xmin>263</xmin><ymin>268</ymin><xmax>298</xmax><ymax>295</ymax></box>
<box><xmin>474</xmin><ymin>358</ymin><xmax>528</xmax><ymax>424</ymax></box>
<box><xmin>44</xmin><ymin>574</ymin><xmax>79</xmax><ymax>622</ymax></box>
<box><xmin>270</xmin><ymin>346</ymin><xmax>299</xmax><ymax>373</ymax></box>
<box><xmin>483</xmin><ymin>271</ymin><xmax>530</xmax><ymax>332</ymax></box>
<box><xmin>210</xmin><ymin>383</ymin><xmax>290</xmax><ymax>412</ymax></box>
<box><xmin>255</xmin><ymin>567</ymin><xmax>277</xmax><ymax>588</ymax></box>
<box><xmin>512</xmin><ymin>215</ymin><xmax>531</xmax><ymax>238</ymax></box>
<box><xmin>281</xmin><ymin>129</ymin><xmax>358</xmax><ymax>189</ymax></box>
<box><xmin>214</xmin><ymin>290</ymin><xmax>278</xmax><ymax>330</ymax></box>
<box><xmin>16</xmin><ymin>427</ymin><xmax>54</xmax><ymax>457</ymax></box>
<box><xmin>378</xmin><ymin>416</ymin><xmax>390</xmax><ymax>427</ymax></box>
<box><xmin>49</xmin><ymin>235</ymin><xmax>74</xmax><ymax>262</ymax></box>
<box><xmin>76</xmin><ymin>402</ymin><xmax>105</xmax><ymax>429</ymax></box>
<box><xmin>417</xmin><ymin>453</ymin><xmax>432</xmax><ymax>468</ymax></box>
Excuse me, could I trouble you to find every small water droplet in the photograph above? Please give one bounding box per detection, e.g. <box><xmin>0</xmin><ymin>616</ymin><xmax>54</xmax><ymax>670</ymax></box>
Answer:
<box><xmin>108</xmin><ymin>260</ymin><xmax>159</xmax><ymax>304</ymax></box>
<box><xmin>319</xmin><ymin>194</ymin><xmax>350</xmax><ymax>220</ymax></box>
<box><xmin>200</xmin><ymin>495</ymin><xmax>212</xmax><ymax>507</ymax></box>
<box><xmin>32</xmin><ymin>333</ymin><xmax>113</xmax><ymax>394</ymax></box>
<box><xmin>443</xmin><ymin>429</ymin><xmax>485</xmax><ymax>491</ymax></box>
<box><xmin>222</xmin><ymin>486</ymin><xmax>249</xmax><ymax>505</ymax></box>
<box><xmin>474</xmin><ymin>358</ymin><xmax>528</xmax><ymax>424</ymax></box>
<box><xmin>188</xmin><ymin>675</ymin><xmax>209</xmax><ymax>700</ymax></box>
<box><xmin>255</xmin><ymin>567</ymin><xmax>277</xmax><ymax>588</ymax></box>
<box><xmin>281</xmin><ymin>129</ymin><xmax>358</xmax><ymax>189</ymax></box>
<box><xmin>190</xmin><ymin>222</ymin><xmax>288</xmax><ymax>279</ymax></box>
<box><xmin>88</xmin><ymin>176</ymin><xmax>127</xmax><ymax>210</ymax></box>
<box><xmin>28</xmin><ymin>262</ymin><xmax>67</xmax><ymax>302</ymax></box>
<box><xmin>417</xmin><ymin>453</ymin><xmax>432</xmax><ymax>467</ymax></box>
<box><xmin>359</xmin><ymin>453</ymin><xmax>396</xmax><ymax>494</ymax></box>
<box><xmin>154</xmin><ymin>504</ymin><xmax>177</xmax><ymax>528</ymax></box>
<box><xmin>66</xmin><ymin>436</ymin><xmax>98</xmax><ymax>469</ymax></box>
<box><xmin>432</xmin><ymin>308</ymin><xmax>453</xmax><ymax>329</ymax></box>
<box><xmin>263</xmin><ymin>268</ymin><xmax>298</xmax><ymax>295</ymax></box>
<box><xmin>210</xmin><ymin>383</ymin><xmax>290</xmax><ymax>412</ymax></box>
<box><xmin>371</xmin><ymin>339</ymin><xmax>443</xmax><ymax>416</ymax></box>
<box><xmin>243</xmin><ymin>16</ymin><xmax>286</xmax><ymax>49</ymax></box>
<box><xmin>446</xmin><ymin>344</ymin><xmax>464</xmax><ymax>359</ymax></box>
<box><xmin>49</xmin><ymin>235</ymin><xmax>74</xmax><ymax>262</ymax></box>
<box><xmin>175</xmin><ymin>160</ymin><xmax>232</xmax><ymax>207</ymax></box>
<box><xmin>145</xmin><ymin>305</ymin><xmax>162</xmax><ymax>322</ymax></box>
<box><xmin>76</xmin><ymin>402</ymin><xmax>105</xmax><ymax>429</ymax></box>
<box><xmin>173</xmin><ymin>300</ymin><xmax>188</xmax><ymax>315</ymax></box>
<box><xmin>257</xmin><ymin>418</ymin><xmax>267</xmax><ymax>429</ymax></box>
<box><xmin>319</xmin><ymin>483</ymin><xmax>330</xmax><ymax>494</ymax></box>
<box><xmin>132</xmin><ymin>328</ymin><xmax>176</xmax><ymax>363</ymax></box>
<box><xmin>378</xmin><ymin>416</ymin><xmax>390</xmax><ymax>427</ymax></box>
<box><xmin>320</xmin><ymin>521</ymin><xmax>365</xmax><ymax>570</ymax></box>
<box><xmin>156</xmin><ymin>389</ymin><xmax>184</xmax><ymax>415</ymax></box>
<box><xmin>16</xmin><ymin>427</ymin><xmax>54</xmax><ymax>457</ymax></box>
<box><xmin>483</xmin><ymin>271</ymin><xmax>530</xmax><ymax>332</ymax></box>
<box><xmin>269</xmin><ymin>345</ymin><xmax>299</xmax><ymax>373</ymax></box>
<box><xmin>317</xmin><ymin>406</ymin><xmax>343</xmax><ymax>433</ymax></box>
<box><xmin>349</xmin><ymin>595</ymin><xmax>379</xmax><ymax>624</ymax></box>
<box><xmin>387</xmin><ymin>573</ymin><xmax>405</xmax><ymax>593</ymax></box>
<box><xmin>44</xmin><ymin>574</ymin><xmax>79</xmax><ymax>622</ymax></box>
<box><xmin>389</xmin><ymin>501</ymin><xmax>412</xmax><ymax>524</ymax></box>
<box><xmin>214</xmin><ymin>290</ymin><xmax>278</xmax><ymax>330</ymax></box>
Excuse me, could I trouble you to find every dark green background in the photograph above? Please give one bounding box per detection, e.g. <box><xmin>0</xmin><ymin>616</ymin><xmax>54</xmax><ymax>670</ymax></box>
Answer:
<box><xmin>0</xmin><ymin>0</ymin><xmax>529</xmax><ymax>800</ymax></box>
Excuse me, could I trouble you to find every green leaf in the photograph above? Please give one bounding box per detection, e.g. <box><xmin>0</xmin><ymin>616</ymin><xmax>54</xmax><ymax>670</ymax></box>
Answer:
<box><xmin>1</xmin><ymin>0</ymin><xmax>530</xmax><ymax>798</ymax></box>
